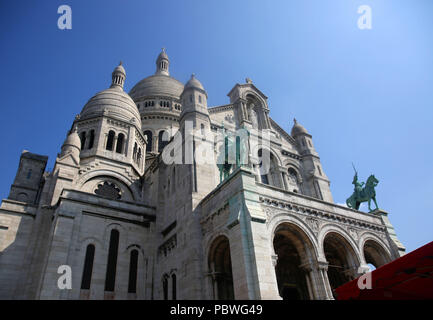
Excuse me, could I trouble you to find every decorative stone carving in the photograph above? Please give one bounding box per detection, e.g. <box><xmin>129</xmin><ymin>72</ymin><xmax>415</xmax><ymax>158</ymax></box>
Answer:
<box><xmin>306</xmin><ymin>217</ymin><xmax>320</xmax><ymax>233</ymax></box>
<box><xmin>348</xmin><ymin>227</ymin><xmax>359</xmax><ymax>241</ymax></box>
<box><xmin>263</xmin><ymin>207</ymin><xmax>273</xmax><ymax>221</ymax></box>
<box><xmin>224</xmin><ymin>114</ymin><xmax>234</xmax><ymax>124</ymax></box>
<box><xmin>158</xmin><ymin>234</ymin><xmax>177</xmax><ymax>257</ymax></box>
<box><xmin>94</xmin><ymin>181</ymin><xmax>121</xmax><ymax>200</ymax></box>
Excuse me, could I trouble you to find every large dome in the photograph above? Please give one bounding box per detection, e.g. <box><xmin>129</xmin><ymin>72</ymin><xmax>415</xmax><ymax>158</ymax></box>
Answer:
<box><xmin>129</xmin><ymin>74</ymin><xmax>184</xmax><ymax>100</ymax></box>
<box><xmin>129</xmin><ymin>49</ymin><xmax>184</xmax><ymax>101</ymax></box>
<box><xmin>80</xmin><ymin>87</ymin><xmax>141</xmax><ymax>128</ymax></box>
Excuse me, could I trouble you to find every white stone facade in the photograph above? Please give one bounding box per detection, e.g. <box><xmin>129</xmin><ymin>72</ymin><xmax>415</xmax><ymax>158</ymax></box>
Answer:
<box><xmin>0</xmin><ymin>50</ymin><xmax>405</xmax><ymax>300</ymax></box>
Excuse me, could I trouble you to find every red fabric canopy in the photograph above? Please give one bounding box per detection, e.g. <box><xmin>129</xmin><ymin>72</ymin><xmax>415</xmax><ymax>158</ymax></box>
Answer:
<box><xmin>335</xmin><ymin>241</ymin><xmax>433</xmax><ymax>300</ymax></box>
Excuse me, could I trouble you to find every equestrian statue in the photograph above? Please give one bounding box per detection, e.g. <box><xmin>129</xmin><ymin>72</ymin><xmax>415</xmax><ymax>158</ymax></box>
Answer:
<box><xmin>346</xmin><ymin>164</ymin><xmax>379</xmax><ymax>212</ymax></box>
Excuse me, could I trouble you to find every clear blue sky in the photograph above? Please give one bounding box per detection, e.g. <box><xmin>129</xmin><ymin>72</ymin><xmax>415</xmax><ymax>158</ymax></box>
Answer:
<box><xmin>0</xmin><ymin>0</ymin><xmax>432</xmax><ymax>253</ymax></box>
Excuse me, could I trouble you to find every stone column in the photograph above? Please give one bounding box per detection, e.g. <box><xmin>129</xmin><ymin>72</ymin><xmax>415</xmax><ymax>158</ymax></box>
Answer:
<box><xmin>279</xmin><ymin>167</ymin><xmax>288</xmax><ymax>190</ymax></box>
<box><xmin>319</xmin><ymin>262</ymin><xmax>335</xmax><ymax>300</ymax></box>
<box><xmin>299</xmin><ymin>262</ymin><xmax>316</xmax><ymax>300</ymax></box>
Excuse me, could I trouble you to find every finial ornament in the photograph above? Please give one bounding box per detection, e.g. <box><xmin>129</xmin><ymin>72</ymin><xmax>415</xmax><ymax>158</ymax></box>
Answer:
<box><xmin>294</xmin><ymin>118</ymin><xmax>297</xmax><ymax>124</ymax></box>
<box><xmin>119</xmin><ymin>61</ymin><xmax>123</xmax><ymax>66</ymax></box>
<box><xmin>162</xmin><ymin>47</ymin><xmax>166</xmax><ymax>52</ymax></box>
<box><xmin>246</xmin><ymin>77</ymin><xmax>252</xmax><ymax>84</ymax></box>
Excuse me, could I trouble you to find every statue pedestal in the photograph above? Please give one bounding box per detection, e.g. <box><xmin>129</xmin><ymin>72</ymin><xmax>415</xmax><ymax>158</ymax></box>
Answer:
<box><xmin>372</xmin><ymin>209</ymin><xmax>406</xmax><ymax>258</ymax></box>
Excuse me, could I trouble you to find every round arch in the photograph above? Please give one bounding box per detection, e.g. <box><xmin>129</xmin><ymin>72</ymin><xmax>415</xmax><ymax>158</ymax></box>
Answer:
<box><xmin>360</xmin><ymin>235</ymin><xmax>392</xmax><ymax>269</ymax></box>
<box><xmin>268</xmin><ymin>213</ymin><xmax>320</xmax><ymax>258</ymax></box>
<box><xmin>272</xmin><ymin>221</ymin><xmax>318</xmax><ymax>300</ymax></box>
<box><xmin>76</xmin><ymin>170</ymin><xmax>140</xmax><ymax>201</ymax></box>
<box><xmin>243</xmin><ymin>91</ymin><xmax>267</xmax><ymax>109</ymax></box>
<box><xmin>207</xmin><ymin>235</ymin><xmax>234</xmax><ymax>300</ymax></box>
<box><xmin>320</xmin><ymin>228</ymin><xmax>361</xmax><ymax>295</ymax></box>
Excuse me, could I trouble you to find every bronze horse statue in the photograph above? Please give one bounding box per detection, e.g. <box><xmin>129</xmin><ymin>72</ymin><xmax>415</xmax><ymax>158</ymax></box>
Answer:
<box><xmin>346</xmin><ymin>174</ymin><xmax>379</xmax><ymax>212</ymax></box>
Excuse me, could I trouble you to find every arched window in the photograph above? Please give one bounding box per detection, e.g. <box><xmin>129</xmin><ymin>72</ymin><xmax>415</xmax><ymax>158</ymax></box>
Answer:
<box><xmin>171</xmin><ymin>274</ymin><xmax>177</xmax><ymax>300</ymax></box>
<box><xmin>137</xmin><ymin>148</ymin><xmax>142</xmax><ymax>166</ymax></box>
<box><xmin>158</xmin><ymin>130</ymin><xmax>169</xmax><ymax>152</ymax></box>
<box><xmin>80</xmin><ymin>131</ymin><xmax>86</xmax><ymax>149</ymax></box>
<box><xmin>105</xmin><ymin>229</ymin><xmax>119</xmax><ymax>292</ymax></box>
<box><xmin>128</xmin><ymin>249</ymin><xmax>139</xmax><ymax>294</ymax></box>
<box><xmin>258</xmin><ymin>149</ymin><xmax>269</xmax><ymax>185</ymax></box>
<box><xmin>163</xmin><ymin>276</ymin><xmax>169</xmax><ymax>300</ymax></box>
<box><xmin>287</xmin><ymin>168</ymin><xmax>301</xmax><ymax>193</ymax></box>
<box><xmin>144</xmin><ymin>131</ymin><xmax>153</xmax><ymax>152</ymax></box>
<box><xmin>198</xmin><ymin>95</ymin><xmax>202</xmax><ymax>103</ymax></box>
<box><xmin>258</xmin><ymin>149</ymin><xmax>282</xmax><ymax>188</ymax></box>
<box><xmin>106</xmin><ymin>131</ymin><xmax>115</xmax><ymax>151</ymax></box>
<box><xmin>88</xmin><ymin>130</ymin><xmax>95</xmax><ymax>149</ymax></box>
<box><xmin>133</xmin><ymin>142</ymin><xmax>138</xmax><ymax>161</ymax></box>
<box><xmin>81</xmin><ymin>244</ymin><xmax>95</xmax><ymax>290</ymax></box>
<box><xmin>26</xmin><ymin>169</ymin><xmax>32</xmax><ymax>179</ymax></box>
<box><xmin>116</xmin><ymin>133</ymin><xmax>125</xmax><ymax>154</ymax></box>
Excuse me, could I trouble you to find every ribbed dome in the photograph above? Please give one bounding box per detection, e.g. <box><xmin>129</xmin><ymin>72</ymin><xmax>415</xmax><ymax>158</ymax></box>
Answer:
<box><xmin>184</xmin><ymin>74</ymin><xmax>204</xmax><ymax>91</ymax></box>
<box><xmin>291</xmin><ymin>119</ymin><xmax>308</xmax><ymax>136</ymax></box>
<box><xmin>80</xmin><ymin>88</ymin><xmax>141</xmax><ymax>128</ymax></box>
<box><xmin>129</xmin><ymin>74</ymin><xmax>184</xmax><ymax>100</ymax></box>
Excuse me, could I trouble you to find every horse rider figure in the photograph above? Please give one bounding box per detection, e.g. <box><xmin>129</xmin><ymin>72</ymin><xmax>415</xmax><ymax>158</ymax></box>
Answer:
<box><xmin>352</xmin><ymin>172</ymin><xmax>364</xmax><ymax>200</ymax></box>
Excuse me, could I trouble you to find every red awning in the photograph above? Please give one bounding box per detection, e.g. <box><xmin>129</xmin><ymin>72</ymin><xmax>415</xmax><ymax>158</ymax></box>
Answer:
<box><xmin>335</xmin><ymin>241</ymin><xmax>433</xmax><ymax>300</ymax></box>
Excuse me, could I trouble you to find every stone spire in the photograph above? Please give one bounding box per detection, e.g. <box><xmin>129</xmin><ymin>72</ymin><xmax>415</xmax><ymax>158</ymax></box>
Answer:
<box><xmin>155</xmin><ymin>48</ymin><xmax>170</xmax><ymax>76</ymax></box>
<box><xmin>110</xmin><ymin>61</ymin><xmax>126</xmax><ymax>90</ymax></box>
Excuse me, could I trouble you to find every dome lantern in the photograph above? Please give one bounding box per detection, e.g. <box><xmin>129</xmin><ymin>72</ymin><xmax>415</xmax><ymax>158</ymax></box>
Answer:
<box><xmin>155</xmin><ymin>48</ymin><xmax>170</xmax><ymax>76</ymax></box>
<box><xmin>110</xmin><ymin>61</ymin><xmax>126</xmax><ymax>90</ymax></box>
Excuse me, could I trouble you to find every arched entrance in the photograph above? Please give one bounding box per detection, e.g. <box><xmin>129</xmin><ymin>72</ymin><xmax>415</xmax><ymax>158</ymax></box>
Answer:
<box><xmin>273</xmin><ymin>223</ymin><xmax>316</xmax><ymax>300</ymax></box>
<box><xmin>208</xmin><ymin>236</ymin><xmax>234</xmax><ymax>300</ymax></box>
<box><xmin>363</xmin><ymin>239</ymin><xmax>391</xmax><ymax>269</ymax></box>
<box><xmin>323</xmin><ymin>232</ymin><xmax>360</xmax><ymax>295</ymax></box>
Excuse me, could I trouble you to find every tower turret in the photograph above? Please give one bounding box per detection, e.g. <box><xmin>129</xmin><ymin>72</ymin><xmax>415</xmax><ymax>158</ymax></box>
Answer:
<box><xmin>180</xmin><ymin>74</ymin><xmax>209</xmax><ymax>123</ymax></box>
<box><xmin>291</xmin><ymin>118</ymin><xmax>333</xmax><ymax>202</ymax></box>
<box><xmin>60</xmin><ymin>126</ymin><xmax>81</xmax><ymax>161</ymax></box>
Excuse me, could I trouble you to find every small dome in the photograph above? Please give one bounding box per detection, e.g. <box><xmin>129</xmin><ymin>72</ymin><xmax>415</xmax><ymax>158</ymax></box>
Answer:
<box><xmin>63</xmin><ymin>127</ymin><xmax>81</xmax><ymax>150</ymax></box>
<box><xmin>80</xmin><ymin>88</ymin><xmax>141</xmax><ymax>128</ymax></box>
<box><xmin>157</xmin><ymin>48</ymin><xmax>169</xmax><ymax>61</ymax></box>
<box><xmin>291</xmin><ymin>119</ymin><xmax>308</xmax><ymax>136</ymax></box>
<box><xmin>184</xmin><ymin>74</ymin><xmax>204</xmax><ymax>91</ymax></box>
<box><xmin>113</xmin><ymin>62</ymin><xmax>126</xmax><ymax>76</ymax></box>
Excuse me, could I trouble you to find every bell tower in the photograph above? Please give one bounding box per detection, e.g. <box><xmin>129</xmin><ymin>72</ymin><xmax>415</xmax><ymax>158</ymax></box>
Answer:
<box><xmin>291</xmin><ymin>119</ymin><xmax>333</xmax><ymax>202</ymax></box>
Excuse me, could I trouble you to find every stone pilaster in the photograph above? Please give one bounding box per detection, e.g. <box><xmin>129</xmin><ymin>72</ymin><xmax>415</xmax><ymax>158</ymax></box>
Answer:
<box><xmin>372</xmin><ymin>209</ymin><xmax>405</xmax><ymax>258</ymax></box>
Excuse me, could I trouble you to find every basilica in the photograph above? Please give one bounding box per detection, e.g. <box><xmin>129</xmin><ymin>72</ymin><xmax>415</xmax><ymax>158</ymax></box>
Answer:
<box><xmin>0</xmin><ymin>49</ymin><xmax>405</xmax><ymax>300</ymax></box>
